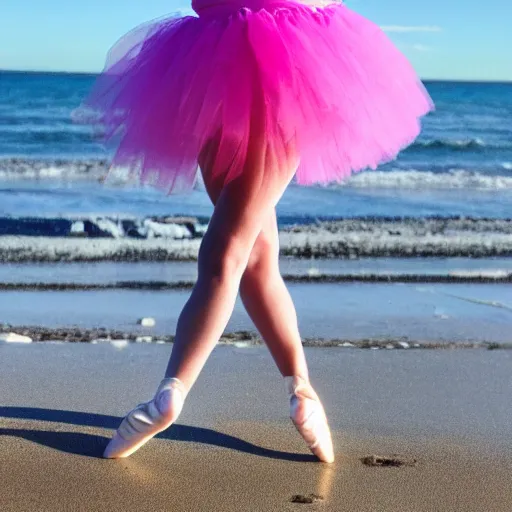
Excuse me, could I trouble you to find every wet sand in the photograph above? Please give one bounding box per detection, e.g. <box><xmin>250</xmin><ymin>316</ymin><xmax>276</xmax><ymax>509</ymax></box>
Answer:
<box><xmin>1</xmin><ymin>281</ymin><xmax>511</xmax><ymax>343</ymax></box>
<box><xmin>1</xmin><ymin>344</ymin><xmax>512</xmax><ymax>511</ymax></box>
<box><xmin>2</xmin><ymin>258</ymin><xmax>512</xmax><ymax>285</ymax></box>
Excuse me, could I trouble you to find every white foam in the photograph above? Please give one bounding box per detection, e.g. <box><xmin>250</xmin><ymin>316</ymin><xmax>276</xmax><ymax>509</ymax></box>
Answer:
<box><xmin>440</xmin><ymin>292</ymin><xmax>512</xmax><ymax>311</ymax></box>
<box><xmin>93</xmin><ymin>217</ymin><xmax>125</xmax><ymax>239</ymax></box>
<box><xmin>343</xmin><ymin>169</ymin><xmax>512</xmax><ymax>190</ymax></box>
<box><xmin>110</xmin><ymin>339</ymin><xmax>129</xmax><ymax>350</ymax></box>
<box><xmin>278</xmin><ymin>220</ymin><xmax>512</xmax><ymax>258</ymax></box>
<box><xmin>2</xmin><ymin>159</ymin><xmax>512</xmax><ymax>192</ymax></box>
<box><xmin>0</xmin><ymin>236</ymin><xmax>201</xmax><ymax>262</ymax></box>
<box><xmin>281</xmin><ymin>231</ymin><xmax>512</xmax><ymax>256</ymax></box>
<box><xmin>135</xmin><ymin>336</ymin><xmax>153</xmax><ymax>343</ymax></box>
<box><xmin>142</xmin><ymin>219</ymin><xmax>192</xmax><ymax>239</ymax></box>
<box><xmin>70</xmin><ymin>221</ymin><xmax>85</xmax><ymax>234</ymax></box>
<box><xmin>0</xmin><ymin>332</ymin><xmax>33</xmax><ymax>343</ymax></box>
<box><xmin>412</xmin><ymin>137</ymin><xmax>501</xmax><ymax>149</ymax></box>
<box><xmin>0</xmin><ymin>159</ymin><xmax>108</xmax><ymax>181</ymax></box>
<box><xmin>65</xmin><ymin>216</ymin><xmax>199</xmax><ymax>239</ymax></box>
<box><xmin>1</xmin><ymin>222</ymin><xmax>511</xmax><ymax>262</ymax></box>
<box><xmin>51</xmin><ymin>215</ymin><xmax>199</xmax><ymax>240</ymax></box>
<box><xmin>448</xmin><ymin>270</ymin><xmax>511</xmax><ymax>279</ymax></box>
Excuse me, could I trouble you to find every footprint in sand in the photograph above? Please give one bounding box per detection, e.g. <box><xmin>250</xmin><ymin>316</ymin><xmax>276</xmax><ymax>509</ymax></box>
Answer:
<box><xmin>361</xmin><ymin>455</ymin><xmax>417</xmax><ymax>467</ymax></box>
<box><xmin>290</xmin><ymin>493</ymin><xmax>324</xmax><ymax>504</ymax></box>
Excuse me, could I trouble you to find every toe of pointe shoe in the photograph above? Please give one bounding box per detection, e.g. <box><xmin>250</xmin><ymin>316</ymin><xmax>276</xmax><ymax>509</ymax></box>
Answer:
<box><xmin>312</xmin><ymin>439</ymin><xmax>335</xmax><ymax>464</ymax></box>
<box><xmin>103</xmin><ymin>432</ymin><xmax>130</xmax><ymax>459</ymax></box>
<box><xmin>297</xmin><ymin>421</ymin><xmax>335</xmax><ymax>463</ymax></box>
<box><xmin>103</xmin><ymin>378</ymin><xmax>186</xmax><ymax>459</ymax></box>
<box><xmin>286</xmin><ymin>376</ymin><xmax>335</xmax><ymax>464</ymax></box>
<box><xmin>103</xmin><ymin>430</ymin><xmax>159</xmax><ymax>459</ymax></box>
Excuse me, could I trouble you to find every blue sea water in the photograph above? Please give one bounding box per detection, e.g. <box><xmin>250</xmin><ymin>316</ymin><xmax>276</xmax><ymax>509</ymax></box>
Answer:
<box><xmin>0</xmin><ymin>71</ymin><xmax>511</xmax><ymax>221</ymax></box>
<box><xmin>0</xmin><ymin>72</ymin><xmax>510</xmax><ymax>342</ymax></box>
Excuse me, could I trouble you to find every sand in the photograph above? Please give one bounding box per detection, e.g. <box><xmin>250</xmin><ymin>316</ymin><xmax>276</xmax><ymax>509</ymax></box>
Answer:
<box><xmin>1</xmin><ymin>343</ymin><xmax>512</xmax><ymax>511</ymax></box>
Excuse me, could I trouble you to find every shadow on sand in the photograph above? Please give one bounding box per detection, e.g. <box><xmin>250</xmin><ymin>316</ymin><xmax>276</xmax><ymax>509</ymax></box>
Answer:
<box><xmin>0</xmin><ymin>406</ymin><xmax>316</xmax><ymax>462</ymax></box>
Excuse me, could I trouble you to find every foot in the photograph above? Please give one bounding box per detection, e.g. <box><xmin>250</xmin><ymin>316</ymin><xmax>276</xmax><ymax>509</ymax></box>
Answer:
<box><xmin>285</xmin><ymin>376</ymin><xmax>335</xmax><ymax>463</ymax></box>
<box><xmin>103</xmin><ymin>377</ymin><xmax>186</xmax><ymax>459</ymax></box>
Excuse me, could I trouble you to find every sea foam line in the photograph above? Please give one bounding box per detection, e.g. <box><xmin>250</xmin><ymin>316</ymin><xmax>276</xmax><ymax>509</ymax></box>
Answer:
<box><xmin>2</xmin><ymin>158</ymin><xmax>512</xmax><ymax>190</ymax></box>
<box><xmin>1</xmin><ymin>324</ymin><xmax>511</xmax><ymax>349</ymax></box>
<box><xmin>1</xmin><ymin>227</ymin><xmax>512</xmax><ymax>262</ymax></box>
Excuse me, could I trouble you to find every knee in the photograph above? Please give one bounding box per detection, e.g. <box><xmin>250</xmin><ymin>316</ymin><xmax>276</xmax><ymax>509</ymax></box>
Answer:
<box><xmin>242</xmin><ymin>231</ymin><xmax>277</xmax><ymax>284</ymax></box>
<box><xmin>198</xmin><ymin>228</ymin><xmax>249</xmax><ymax>284</ymax></box>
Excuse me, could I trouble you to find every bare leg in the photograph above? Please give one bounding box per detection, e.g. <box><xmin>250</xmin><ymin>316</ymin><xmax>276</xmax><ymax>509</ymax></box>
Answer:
<box><xmin>163</xmin><ymin>157</ymin><xmax>298</xmax><ymax>391</ymax></box>
<box><xmin>239</xmin><ymin>211</ymin><xmax>309</xmax><ymax>380</ymax></box>
<box><xmin>104</xmin><ymin>95</ymin><xmax>333</xmax><ymax>461</ymax></box>
<box><xmin>104</xmin><ymin>122</ymin><xmax>297</xmax><ymax>458</ymax></box>
<box><xmin>200</xmin><ymin>165</ymin><xmax>308</xmax><ymax>380</ymax></box>
<box><xmin>198</xmin><ymin>163</ymin><xmax>333</xmax><ymax>464</ymax></box>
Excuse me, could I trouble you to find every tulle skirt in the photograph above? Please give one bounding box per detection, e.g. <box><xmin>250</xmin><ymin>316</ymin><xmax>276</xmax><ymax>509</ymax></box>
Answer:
<box><xmin>76</xmin><ymin>0</ymin><xmax>434</xmax><ymax>193</ymax></box>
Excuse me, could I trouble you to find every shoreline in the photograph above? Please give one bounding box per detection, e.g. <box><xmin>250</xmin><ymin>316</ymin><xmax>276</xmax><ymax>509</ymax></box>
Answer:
<box><xmin>2</xmin><ymin>325</ymin><xmax>511</xmax><ymax>349</ymax></box>
<box><xmin>1</xmin><ymin>271</ymin><xmax>512</xmax><ymax>291</ymax></box>
<box><xmin>2</xmin><ymin>344</ymin><xmax>512</xmax><ymax>511</ymax></box>
<box><xmin>1</xmin><ymin>281</ymin><xmax>510</xmax><ymax>343</ymax></box>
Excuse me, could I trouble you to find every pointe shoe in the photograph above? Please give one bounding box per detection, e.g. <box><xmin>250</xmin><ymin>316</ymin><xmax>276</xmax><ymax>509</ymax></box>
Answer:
<box><xmin>285</xmin><ymin>376</ymin><xmax>335</xmax><ymax>463</ymax></box>
<box><xmin>103</xmin><ymin>377</ymin><xmax>186</xmax><ymax>459</ymax></box>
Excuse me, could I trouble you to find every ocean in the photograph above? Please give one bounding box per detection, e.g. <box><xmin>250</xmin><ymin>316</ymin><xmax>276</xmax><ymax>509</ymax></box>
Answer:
<box><xmin>0</xmin><ymin>71</ymin><xmax>511</xmax><ymax>344</ymax></box>
<box><xmin>0</xmin><ymin>71</ymin><xmax>511</xmax><ymax>222</ymax></box>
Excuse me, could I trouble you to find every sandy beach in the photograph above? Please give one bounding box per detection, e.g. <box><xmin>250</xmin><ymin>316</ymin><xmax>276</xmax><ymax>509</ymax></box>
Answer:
<box><xmin>1</xmin><ymin>72</ymin><xmax>511</xmax><ymax>511</ymax></box>
<box><xmin>1</xmin><ymin>342</ymin><xmax>512</xmax><ymax>511</ymax></box>
<box><xmin>1</xmin><ymin>259</ymin><xmax>511</xmax><ymax>511</ymax></box>
<box><xmin>1</xmin><ymin>24</ymin><xmax>512</xmax><ymax>512</ymax></box>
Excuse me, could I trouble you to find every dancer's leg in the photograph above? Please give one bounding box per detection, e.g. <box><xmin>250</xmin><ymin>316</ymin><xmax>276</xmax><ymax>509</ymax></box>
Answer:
<box><xmin>239</xmin><ymin>211</ymin><xmax>309</xmax><ymax>380</ymax></box>
<box><xmin>104</xmin><ymin>128</ymin><xmax>297</xmax><ymax>458</ymax></box>
<box><xmin>200</xmin><ymin>169</ymin><xmax>308</xmax><ymax>380</ymax></box>
<box><xmin>104</xmin><ymin>100</ymin><xmax>332</xmax><ymax>462</ymax></box>
<box><xmin>163</xmin><ymin>147</ymin><xmax>298</xmax><ymax>390</ymax></box>
<box><xmin>200</xmin><ymin>164</ymin><xmax>334</xmax><ymax>464</ymax></box>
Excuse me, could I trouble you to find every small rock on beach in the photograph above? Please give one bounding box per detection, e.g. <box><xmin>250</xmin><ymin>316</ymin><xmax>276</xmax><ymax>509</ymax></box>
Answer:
<box><xmin>0</xmin><ymin>332</ymin><xmax>33</xmax><ymax>343</ymax></box>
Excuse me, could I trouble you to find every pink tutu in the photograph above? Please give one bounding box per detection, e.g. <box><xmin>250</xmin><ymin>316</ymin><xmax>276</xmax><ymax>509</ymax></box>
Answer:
<box><xmin>77</xmin><ymin>0</ymin><xmax>434</xmax><ymax>193</ymax></box>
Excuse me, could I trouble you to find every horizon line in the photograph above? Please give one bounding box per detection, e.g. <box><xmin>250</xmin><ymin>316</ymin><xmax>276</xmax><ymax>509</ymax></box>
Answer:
<box><xmin>1</xmin><ymin>68</ymin><xmax>511</xmax><ymax>85</ymax></box>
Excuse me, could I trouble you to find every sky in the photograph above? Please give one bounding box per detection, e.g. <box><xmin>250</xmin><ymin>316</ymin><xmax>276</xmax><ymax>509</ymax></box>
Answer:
<box><xmin>0</xmin><ymin>0</ymin><xmax>510</xmax><ymax>81</ymax></box>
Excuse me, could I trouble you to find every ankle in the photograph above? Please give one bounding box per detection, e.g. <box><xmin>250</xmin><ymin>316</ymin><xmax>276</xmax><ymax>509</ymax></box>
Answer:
<box><xmin>158</xmin><ymin>377</ymin><xmax>188</xmax><ymax>397</ymax></box>
<box><xmin>284</xmin><ymin>375</ymin><xmax>310</xmax><ymax>396</ymax></box>
<box><xmin>154</xmin><ymin>378</ymin><xmax>186</xmax><ymax>423</ymax></box>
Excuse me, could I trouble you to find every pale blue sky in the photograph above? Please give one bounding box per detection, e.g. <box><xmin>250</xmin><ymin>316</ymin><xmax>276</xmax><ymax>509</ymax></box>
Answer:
<box><xmin>1</xmin><ymin>0</ymin><xmax>510</xmax><ymax>80</ymax></box>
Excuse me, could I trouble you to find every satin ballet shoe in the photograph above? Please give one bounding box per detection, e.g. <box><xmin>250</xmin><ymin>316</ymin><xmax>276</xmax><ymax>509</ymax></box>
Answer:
<box><xmin>285</xmin><ymin>376</ymin><xmax>335</xmax><ymax>463</ymax></box>
<box><xmin>103</xmin><ymin>377</ymin><xmax>186</xmax><ymax>459</ymax></box>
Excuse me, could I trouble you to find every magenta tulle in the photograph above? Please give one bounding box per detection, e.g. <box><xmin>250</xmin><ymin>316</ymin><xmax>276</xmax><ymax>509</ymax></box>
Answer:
<box><xmin>76</xmin><ymin>0</ymin><xmax>434</xmax><ymax>193</ymax></box>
